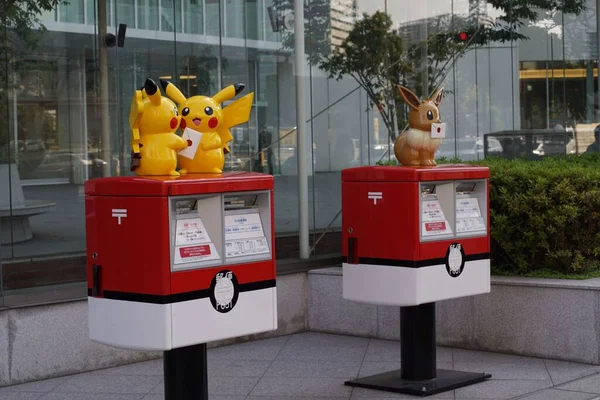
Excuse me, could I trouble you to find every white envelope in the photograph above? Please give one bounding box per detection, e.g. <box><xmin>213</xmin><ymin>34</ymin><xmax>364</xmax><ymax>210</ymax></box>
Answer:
<box><xmin>178</xmin><ymin>128</ymin><xmax>202</xmax><ymax>159</ymax></box>
<box><xmin>431</xmin><ymin>122</ymin><xmax>446</xmax><ymax>139</ymax></box>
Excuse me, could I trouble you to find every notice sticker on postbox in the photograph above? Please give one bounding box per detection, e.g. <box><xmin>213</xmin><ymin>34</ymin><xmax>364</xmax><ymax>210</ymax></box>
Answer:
<box><xmin>174</xmin><ymin>242</ymin><xmax>220</xmax><ymax>264</ymax></box>
<box><xmin>421</xmin><ymin>199</ymin><xmax>452</xmax><ymax>237</ymax></box>
<box><xmin>423</xmin><ymin>221</ymin><xmax>452</xmax><ymax>234</ymax></box>
<box><xmin>455</xmin><ymin>197</ymin><xmax>486</xmax><ymax>234</ymax></box>
<box><xmin>174</xmin><ymin>217</ymin><xmax>220</xmax><ymax>266</ymax></box>
<box><xmin>175</xmin><ymin>218</ymin><xmax>211</xmax><ymax>246</ymax></box>
<box><xmin>224</xmin><ymin>213</ymin><xmax>270</xmax><ymax>259</ymax></box>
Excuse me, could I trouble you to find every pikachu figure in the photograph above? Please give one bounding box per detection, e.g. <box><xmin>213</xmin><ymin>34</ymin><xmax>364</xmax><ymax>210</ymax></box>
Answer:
<box><xmin>129</xmin><ymin>78</ymin><xmax>190</xmax><ymax>176</ymax></box>
<box><xmin>160</xmin><ymin>79</ymin><xmax>254</xmax><ymax>174</ymax></box>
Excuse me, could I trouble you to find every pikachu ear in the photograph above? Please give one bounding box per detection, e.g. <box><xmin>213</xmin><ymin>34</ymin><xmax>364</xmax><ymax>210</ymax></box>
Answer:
<box><xmin>160</xmin><ymin>79</ymin><xmax>187</xmax><ymax>106</ymax></box>
<box><xmin>430</xmin><ymin>87</ymin><xmax>444</xmax><ymax>107</ymax></box>
<box><xmin>144</xmin><ymin>78</ymin><xmax>162</xmax><ymax>107</ymax></box>
<box><xmin>397</xmin><ymin>85</ymin><xmax>421</xmax><ymax>110</ymax></box>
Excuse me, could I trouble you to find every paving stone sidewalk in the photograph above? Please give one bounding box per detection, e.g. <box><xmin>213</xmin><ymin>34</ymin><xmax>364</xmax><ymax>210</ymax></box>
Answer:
<box><xmin>2</xmin><ymin>332</ymin><xmax>600</xmax><ymax>400</ymax></box>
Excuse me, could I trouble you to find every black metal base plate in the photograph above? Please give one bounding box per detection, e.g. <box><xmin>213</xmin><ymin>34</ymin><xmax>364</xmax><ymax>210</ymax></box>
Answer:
<box><xmin>345</xmin><ymin>369</ymin><xmax>492</xmax><ymax>397</ymax></box>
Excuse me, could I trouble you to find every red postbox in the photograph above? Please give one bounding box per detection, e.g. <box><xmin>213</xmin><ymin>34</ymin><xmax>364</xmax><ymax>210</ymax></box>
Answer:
<box><xmin>84</xmin><ymin>172</ymin><xmax>277</xmax><ymax>351</ymax></box>
<box><xmin>341</xmin><ymin>164</ymin><xmax>492</xmax><ymax>396</ymax></box>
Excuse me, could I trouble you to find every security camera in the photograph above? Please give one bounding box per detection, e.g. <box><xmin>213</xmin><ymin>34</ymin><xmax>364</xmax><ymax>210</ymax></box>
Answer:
<box><xmin>105</xmin><ymin>33</ymin><xmax>117</xmax><ymax>47</ymax></box>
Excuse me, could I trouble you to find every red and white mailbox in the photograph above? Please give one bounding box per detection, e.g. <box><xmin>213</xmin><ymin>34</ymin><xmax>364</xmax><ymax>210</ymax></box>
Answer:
<box><xmin>84</xmin><ymin>172</ymin><xmax>277</xmax><ymax>351</ymax></box>
<box><xmin>341</xmin><ymin>164</ymin><xmax>490</xmax><ymax>306</ymax></box>
<box><xmin>341</xmin><ymin>164</ymin><xmax>492</xmax><ymax>396</ymax></box>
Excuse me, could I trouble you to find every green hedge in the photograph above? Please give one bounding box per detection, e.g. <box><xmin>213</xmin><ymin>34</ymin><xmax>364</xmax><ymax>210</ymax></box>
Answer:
<box><xmin>377</xmin><ymin>154</ymin><xmax>600</xmax><ymax>277</ymax></box>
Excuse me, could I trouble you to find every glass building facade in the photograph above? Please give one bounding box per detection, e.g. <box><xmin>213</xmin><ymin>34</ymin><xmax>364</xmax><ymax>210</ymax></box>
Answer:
<box><xmin>1</xmin><ymin>0</ymin><xmax>599</xmax><ymax>304</ymax></box>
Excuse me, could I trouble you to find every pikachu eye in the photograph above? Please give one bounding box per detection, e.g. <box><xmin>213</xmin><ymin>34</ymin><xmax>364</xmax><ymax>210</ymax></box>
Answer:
<box><xmin>182</xmin><ymin>107</ymin><xmax>190</xmax><ymax>116</ymax></box>
<box><xmin>427</xmin><ymin>110</ymin><xmax>434</xmax><ymax>120</ymax></box>
<box><xmin>204</xmin><ymin>106</ymin><xmax>214</xmax><ymax>116</ymax></box>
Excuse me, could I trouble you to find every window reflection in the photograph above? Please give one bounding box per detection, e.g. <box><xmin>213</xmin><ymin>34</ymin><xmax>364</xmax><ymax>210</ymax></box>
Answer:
<box><xmin>205</xmin><ymin>0</ymin><xmax>221</xmax><ymax>36</ymax></box>
<box><xmin>138</xmin><ymin>0</ymin><xmax>160</xmax><ymax>30</ymax></box>
<box><xmin>1</xmin><ymin>0</ymin><xmax>600</xmax><ymax>291</ymax></box>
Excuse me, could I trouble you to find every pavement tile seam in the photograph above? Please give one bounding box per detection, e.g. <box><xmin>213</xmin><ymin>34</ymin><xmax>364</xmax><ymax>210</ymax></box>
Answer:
<box><xmin>348</xmin><ymin>337</ymin><xmax>374</xmax><ymax>400</ymax></box>
<box><xmin>548</xmin><ymin>388</ymin><xmax>600</xmax><ymax>398</ymax></box>
<box><xmin>508</xmin><ymin>388</ymin><xmax>600</xmax><ymax>400</ymax></box>
<box><xmin>507</xmin><ymin>387</ymin><xmax>553</xmax><ymax>400</ymax></box>
<box><xmin>39</xmin><ymin>373</ymin><xmax>160</xmax><ymax>396</ymax></box>
<box><xmin>553</xmin><ymin>387</ymin><xmax>600</xmax><ymax>396</ymax></box>
<box><xmin>148</xmin><ymin>381</ymin><xmax>163</xmax><ymax>399</ymax></box>
<box><xmin>553</xmin><ymin>372</ymin><xmax>600</xmax><ymax>391</ymax></box>
<box><xmin>246</xmin><ymin>334</ymin><xmax>294</xmax><ymax>399</ymax></box>
<box><xmin>541</xmin><ymin>359</ymin><xmax>555</xmax><ymax>386</ymax></box>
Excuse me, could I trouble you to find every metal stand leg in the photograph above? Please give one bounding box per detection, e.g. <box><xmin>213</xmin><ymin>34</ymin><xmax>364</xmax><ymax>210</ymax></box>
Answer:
<box><xmin>344</xmin><ymin>302</ymin><xmax>491</xmax><ymax>397</ymax></box>
<box><xmin>164</xmin><ymin>343</ymin><xmax>208</xmax><ymax>400</ymax></box>
<box><xmin>401</xmin><ymin>302</ymin><xmax>436</xmax><ymax>381</ymax></box>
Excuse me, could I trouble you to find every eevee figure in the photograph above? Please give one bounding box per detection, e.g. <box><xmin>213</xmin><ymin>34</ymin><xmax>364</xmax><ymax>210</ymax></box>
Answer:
<box><xmin>394</xmin><ymin>85</ymin><xmax>445</xmax><ymax>166</ymax></box>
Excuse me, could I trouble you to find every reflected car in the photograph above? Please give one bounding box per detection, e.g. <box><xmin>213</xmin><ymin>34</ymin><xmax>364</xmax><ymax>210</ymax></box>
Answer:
<box><xmin>532</xmin><ymin>140</ymin><xmax>577</xmax><ymax>156</ymax></box>
<box><xmin>224</xmin><ymin>155</ymin><xmax>245</xmax><ymax>171</ymax></box>
<box><xmin>475</xmin><ymin>137</ymin><xmax>503</xmax><ymax>155</ymax></box>
<box><xmin>23</xmin><ymin>152</ymin><xmax>107</xmax><ymax>180</ymax></box>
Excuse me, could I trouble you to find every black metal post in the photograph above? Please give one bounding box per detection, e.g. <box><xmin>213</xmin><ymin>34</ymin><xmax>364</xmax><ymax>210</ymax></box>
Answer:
<box><xmin>400</xmin><ymin>302</ymin><xmax>436</xmax><ymax>381</ymax></box>
<box><xmin>344</xmin><ymin>299</ymin><xmax>490</xmax><ymax>396</ymax></box>
<box><xmin>164</xmin><ymin>343</ymin><xmax>208</xmax><ymax>400</ymax></box>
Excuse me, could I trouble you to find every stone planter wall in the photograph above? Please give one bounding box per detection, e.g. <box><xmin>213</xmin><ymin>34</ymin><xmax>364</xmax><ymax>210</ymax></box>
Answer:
<box><xmin>307</xmin><ymin>267</ymin><xmax>600</xmax><ymax>365</ymax></box>
<box><xmin>2</xmin><ymin>265</ymin><xmax>599</xmax><ymax>388</ymax></box>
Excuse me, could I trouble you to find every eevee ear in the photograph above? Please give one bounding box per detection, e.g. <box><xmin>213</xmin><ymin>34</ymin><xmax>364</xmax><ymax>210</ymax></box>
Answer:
<box><xmin>397</xmin><ymin>85</ymin><xmax>421</xmax><ymax>110</ymax></box>
<box><xmin>431</xmin><ymin>87</ymin><xmax>444</xmax><ymax>107</ymax></box>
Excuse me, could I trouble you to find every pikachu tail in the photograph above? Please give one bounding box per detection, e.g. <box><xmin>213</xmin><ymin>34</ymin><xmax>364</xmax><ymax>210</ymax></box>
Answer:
<box><xmin>222</xmin><ymin>92</ymin><xmax>254</xmax><ymax>129</ymax></box>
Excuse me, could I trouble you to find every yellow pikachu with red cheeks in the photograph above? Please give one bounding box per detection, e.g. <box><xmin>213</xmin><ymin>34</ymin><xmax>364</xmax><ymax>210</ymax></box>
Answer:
<box><xmin>129</xmin><ymin>78</ymin><xmax>189</xmax><ymax>176</ymax></box>
<box><xmin>161</xmin><ymin>79</ymin><xmax>254</xmax><ymax>174</ymax></box>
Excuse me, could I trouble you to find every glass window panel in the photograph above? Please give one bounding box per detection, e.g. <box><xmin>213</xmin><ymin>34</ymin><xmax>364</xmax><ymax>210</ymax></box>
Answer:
<box><xmin>263</xmin><ymin>0</ymin><xmax>278</xmax><ymax>42</ymax></box>
<box><xmin>178</xmin><ymin>45</ymin><xmax>221</xmax><ymax>96</ymax></box>
<box><xmin>2</xmin><ymin>33</ymin><xmax>96</xmax><ymax>267</ymax></box>
<box><xmin>183</xmin><ymin>0</ymin><xmax>204</xmax><ymax>34</ymax></box>
<box><xmin>86</xmin><ymin>0</ymin><xmax>95</xmax><ymax>25</ymax></box>
<box><xmin>116</xmin><ymin>0</ymin><xmax>136</xmax><ymax>28</ymax></box>
<box><xmin>206</xmin><ymin>0</ymin><xmax>221</xmax><ymax>36</ymax></box>
<box><xmin>11</xmin><ymin>0</ymin><xmax>600</xmax><ymax>296</ymax></box>
<box><xmin>138</xmin><ymin>0</ymin><xmax>160</xmax><ymax>30</ymax></box>
<box><xmin>40</xmin><ymin>7</ymin><xmax>57</xmax><ymax>23</ymax></box>
<box><xmin>161</xmin><ymin>0</ymin><xmax>182</xmax><ymax>32</ymax></box>
<box><xmin>246</xmin><ymin>0</ymin><xmax>259</xmax><ymax>40</ymax></box>
<box><xmin>59</xmin><ymin>0</ymin><xmax>85</xmax><ymax>23</ymax></box>
<box><xmin>225</xmin><ymin>0</ymin><xmax>245</xmax><ymax>38</ymax></box>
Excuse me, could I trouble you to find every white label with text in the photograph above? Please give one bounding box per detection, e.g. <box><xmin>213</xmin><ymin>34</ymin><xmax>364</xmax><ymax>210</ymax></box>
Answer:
<box><xmin>226</xmin><ymin>237</ymin><xmax>270</xmax><ymax>258</ymax></box>
<box><xmin>224</xmin><ymin>213</ymin><xmax>265</xmax><ymax>241</ymax></box>
<box><xmin>456</xmin><ymin>197</ymin><xmax>482</xmax><ymax>219</ymax></box>
<box><xmin>175</xmin><ymin>218</ymin><xmax>211</xmax><ymax>246</ymax></box>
